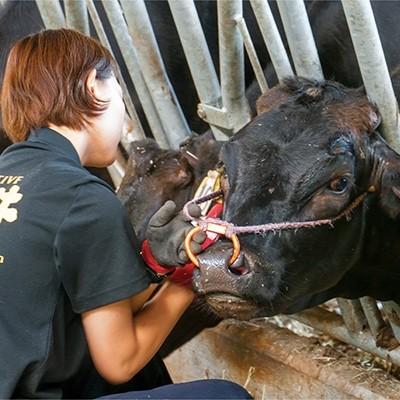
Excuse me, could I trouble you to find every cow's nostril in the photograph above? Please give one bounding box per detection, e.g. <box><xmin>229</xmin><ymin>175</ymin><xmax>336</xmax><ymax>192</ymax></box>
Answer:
<box><xmin>228</xmin><ymin>252</ymin><xmax>249</xmax><ymax>276</ymax></box>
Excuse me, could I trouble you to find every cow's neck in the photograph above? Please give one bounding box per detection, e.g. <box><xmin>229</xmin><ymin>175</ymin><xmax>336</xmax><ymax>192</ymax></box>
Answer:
<box><xmin>339</xmin><ymin>207</ymin><xmax>400</xmax><ymax>301</ymax></box>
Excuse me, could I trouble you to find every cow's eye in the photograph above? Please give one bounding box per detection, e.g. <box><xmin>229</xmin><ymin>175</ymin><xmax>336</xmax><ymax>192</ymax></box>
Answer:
<box><xmin>329</xmin><ymin>177</ymin><xmax>349</xmax><ymax>193</ymax></box>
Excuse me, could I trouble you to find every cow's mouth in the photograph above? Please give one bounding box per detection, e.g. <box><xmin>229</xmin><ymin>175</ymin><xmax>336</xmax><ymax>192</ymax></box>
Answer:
<box><xmin>205</xmin><ymin>292</ymin><xmax>259</xmax><ymax>320</ymax></box>
<box><xmin>192</xmin><ymin>241</ymin><xmax>270</xmax><ymax>320</ymax></box>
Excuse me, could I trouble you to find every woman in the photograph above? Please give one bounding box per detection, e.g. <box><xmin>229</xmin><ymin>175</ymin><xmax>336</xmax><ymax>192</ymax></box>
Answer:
<box><xmin>0</xmin><ymin>29</ymin><xmax>250</xmax><ymax>399</ymax></box>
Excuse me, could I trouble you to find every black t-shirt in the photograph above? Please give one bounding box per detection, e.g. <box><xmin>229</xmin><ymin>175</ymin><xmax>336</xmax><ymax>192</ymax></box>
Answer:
<box><xmin>0</xmin><ymin>128</ymin><xmax>151</xmax><ymax>398</ymax></box>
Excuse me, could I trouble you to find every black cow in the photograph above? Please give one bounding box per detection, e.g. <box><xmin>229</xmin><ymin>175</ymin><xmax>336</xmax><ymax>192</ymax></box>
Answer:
<box><xmin>118</xmin><ymin>132</ymin><xmax>221</xmax><ymax>240</ymax></box>
<box><xmin>193</xmin><ymin>78</ymin><xmax>400</xmax><ymax>320</ymax></box>
<box><xmin>118</xmin><ymin>132</ymin><xmax>223</xmax><ymax>355</ymax></box>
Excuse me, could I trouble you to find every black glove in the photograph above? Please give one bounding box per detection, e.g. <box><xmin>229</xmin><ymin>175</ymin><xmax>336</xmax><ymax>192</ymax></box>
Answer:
<box><xmin>146</xmin><ymin>200</ymin><xmax>206</xmax><ymax>267</ymax></box>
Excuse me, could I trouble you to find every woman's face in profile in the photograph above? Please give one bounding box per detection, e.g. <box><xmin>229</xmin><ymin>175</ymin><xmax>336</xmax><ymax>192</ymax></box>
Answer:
<box><xmin>87</xmin><ymin>74</ymin><xmax>125</xmax><ymax>167</ymax></box>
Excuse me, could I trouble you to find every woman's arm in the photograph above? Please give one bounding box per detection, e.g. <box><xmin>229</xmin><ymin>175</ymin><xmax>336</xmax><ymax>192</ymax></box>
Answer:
<box><xmin>81</xmin><ymin>281</ymin><xmax>195</xmax><ymax>384</ymax></box>
<box><xmin>129</xmin><ymin>283</ymin><xmax>158</xmax><ymax>314</ymax></box>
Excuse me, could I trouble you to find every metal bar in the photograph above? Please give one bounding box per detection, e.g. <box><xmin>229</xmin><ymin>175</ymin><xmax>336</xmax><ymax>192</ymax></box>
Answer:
<box><xmin>382</xmin><ymin>301</ymin><xmax>400</xmax><ymax>342</ymax></box>
<box><xmin>336</xmin><ymin>298</ymin><xmax>367</xmax><ymax>333</ymax></box>
<box><xmin>341</xmin><ymin>0</ymin><xmax>400</xmax><ymax>153</ymax></box>
<box><xmin>168</xmin><ymin>0</ymin><xmax>228</xmax><ymax>141</ymax></box>
<box><xmin>250</xmin><ymin>0</ymin><xmax>294</xmax><ymax>82</ymax></box>
<box><xmin>102</xmin><ymin>0</ymin><xmax>169</xmax><ymax>149</ymax></box>
<box><xmin>235</xmin><ymin>15</ymin><xmax>268</xmax><ymax>93</ymax></box>
<box><xmin>293</xmin><ymin>307</ymin><xmax>400</xmax><ymax>366</ymax></box>
<box><xmin>107</xmin><ymin>156</ymin><xmax>126</xmax><ymax>190</ymax></box>
<box><xmin>359</xmin><ymin>296</ymin><xmax>385</xmax><ymax>338</ymax></box>
<box><xmin>36</xmin><ymin>0</ymin><xmax>65</xmax><ymax>29</ymax></box>
<box><xmin>86</xmin><ymin>0</ymin><xmax>145</xmax><ymax>144</ymax></box>
<box><xmin>0</xmin><ymin>0</ymin><xmax>8</xmax><ymax>8</ymax></box>
<box><xmin>120</xmin><ymin>0</ymin><xmax>190</xmax><ymax>148</ymax></box>
<box><xmin>218</xmin><ymin>0</ymin><xmax>251</xmax><ymax>133</ymax></box>
<box><xmin>64</xmin><ymin>0</ymin><xmax>89</xmax><ymax>35</ymax></box>
<box><xmin>0</xmin><ymin>0</ymin><xmax>11</xmax><ymax>17</ymax></box>
<box><xmin>276</xmin><ymin>0</ymin><xmax>323</xmax><ymax>80</ymax></box>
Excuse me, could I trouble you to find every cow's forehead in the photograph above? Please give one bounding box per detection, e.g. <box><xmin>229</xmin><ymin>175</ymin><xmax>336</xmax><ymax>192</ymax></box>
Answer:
<box><xmin>227</xmin><ymin>107</ymin><xmax>340</xmax><ymax>158</ymax></box>
<box><xmin>220</xmin><ymin>104</ymin><xmax>362</xmax><ymax>196</ymax></box>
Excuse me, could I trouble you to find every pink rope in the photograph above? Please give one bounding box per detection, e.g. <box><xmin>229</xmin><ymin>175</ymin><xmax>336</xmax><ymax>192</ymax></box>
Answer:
<box><xmin>183</xmin><ymin>190</ymin><xmax>369</xmax><ymax>238</ymax></box>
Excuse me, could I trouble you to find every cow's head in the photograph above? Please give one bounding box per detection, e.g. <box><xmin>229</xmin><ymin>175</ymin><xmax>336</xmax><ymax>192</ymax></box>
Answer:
<box><xmin>118</xmin><ymin>133</ymin><xmax>221</xmax><ymax>240</ymax></box>
<box><xmin>193</xmin><ymin>78</ymin><xmax>400</xmax><ymax>319</ymax></box>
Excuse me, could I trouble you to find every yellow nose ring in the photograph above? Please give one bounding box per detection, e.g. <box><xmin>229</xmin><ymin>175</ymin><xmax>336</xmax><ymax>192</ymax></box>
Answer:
<box><xmin>184</xmin><ymin>224</ymin><xmax>241</xmax><ymax>267</ymax></box>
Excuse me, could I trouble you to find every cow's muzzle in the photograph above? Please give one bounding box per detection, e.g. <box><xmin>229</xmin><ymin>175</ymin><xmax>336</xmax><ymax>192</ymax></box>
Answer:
<box><xmin>192</xmin><ymin>241</ymin><xmax>261</xmax><ymax>319</ymax></box>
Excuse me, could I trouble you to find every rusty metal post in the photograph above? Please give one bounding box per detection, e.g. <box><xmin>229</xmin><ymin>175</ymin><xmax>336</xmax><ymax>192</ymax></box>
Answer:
<box><xmin>168</xmin><ymin>0</ymin><xmax>229</xmax><ymax>141</ymax></box>
<box><xmin>382</xmin><ymin>301</ymin><xmax>400</xmax><ymax>342</ymax></box>
<box><xmin>342</xmin><ymin>0</ymin><xmax>400</xmax><ymax>152</ymax></box>
<box><xmin>250</xmin><ymin>0</ymin><xmax>294</xmax><ymax>82</ymax></box>
<box><xmin>36</xmin><ymin>0</ymin><xmax>65</xmax><ymax>29</ymax></box>
<box><xmin>359</xmin><ymin>297</ymin><xmax>385</xmax><ymax>338</ymax></box>
<box><xmin>235</xmin><ymin>15</ymin><xmax>269</xmax><ymax>93</ymax></box>
<box><xmin>276</xmin><ymin>0</ymin><xmax>323</xmax><ymax>80</ymax></box>
<box><xmin>65</xmin><ymin>0</ymin><xmax>89</xmax><ymax>34</ymax></box>
<box><xmin>120</xmin><ymin>0</ymin><xmax>191</xmax><ymax>148</ymax></box>
<box><xmin>218</xmin><ymin>0</ymin><xmax>251</xmax><ymax>133</ymax></box>
<box><xmin>336</xmin><ymin>298</ymin><xmax>367</xmax><ymax>333</ymax></box>
<box><xmin>293</xmin><ymin>307</ymin><xmax>400</xmax><ymax>366</ymax></box>
<box><xmin>102</xmin><ymin>0</ymin><xmax>169</xmax><ymax>149</ymax></box>
<box><xmin>86</xmin><ymin>0</ymin><xmax>145</xmax><ymax>146</ymax></box>
<box><xmin>107</xmin><ymin>160</ymin><xmax>126</xmax><ymax>190</ymax></box>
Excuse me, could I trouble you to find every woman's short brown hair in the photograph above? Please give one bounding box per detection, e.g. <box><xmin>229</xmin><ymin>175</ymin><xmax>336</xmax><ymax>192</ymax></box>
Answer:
<box><xmin>1</xmin><ymin>28</ymin><xmax>116</xmax><ymax>142</ymax></box>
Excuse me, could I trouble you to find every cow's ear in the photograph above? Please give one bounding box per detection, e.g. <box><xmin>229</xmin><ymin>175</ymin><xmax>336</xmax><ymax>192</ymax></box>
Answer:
<box><xmin>372</xmin><ymin>137</ymin><xmax>400</xmax><ymax>219</ymax></box>
<box><xmin>256</xmin><ymin>86</ymin><xmax>290</xmax><ymax>115</ymax></box>
<box><xmin>329</xmin><ymin>99</ymin><xmax>381</xmax><ymax>136</ymax></box>
<box><xmin>180</xmin><ymin>131</ymin><xmax>222</xmax><ymax>175</ymax></box>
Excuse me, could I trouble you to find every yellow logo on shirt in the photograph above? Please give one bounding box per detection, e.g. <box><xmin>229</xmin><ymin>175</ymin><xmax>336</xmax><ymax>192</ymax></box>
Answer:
<box><xmin>0</xmin><ymin>175</ymin><xmax>23</xmax><ymax>185</ymax></box>
<box><xmin>0</xmin><ymin>185</ymin><xmax>23</xmax><ymax>223</ymax></box>
<box><xmin>0</xmin><ymin>255</ymin><xmax>4</xmax><ymax>264</ymax></box>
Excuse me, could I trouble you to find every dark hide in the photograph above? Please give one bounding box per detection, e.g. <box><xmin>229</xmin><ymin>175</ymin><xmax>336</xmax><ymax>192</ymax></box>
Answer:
<box><xmin>118</xmin><ymin>131</ymin><xmax>221</xmax><ymax>240</ymax></box>
<box><xmin>193</xmin><ymin>78</ymin><xmax>400</xmax><ymax>320</ymax></box>
<box><xmin>117</xmin><ymin>133</ymin><xmax>222</xmax><ymax>356</ymax></box>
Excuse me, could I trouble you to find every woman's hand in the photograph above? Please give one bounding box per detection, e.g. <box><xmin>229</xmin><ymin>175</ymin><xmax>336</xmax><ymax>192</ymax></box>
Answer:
<box><xmin>146</xmin><ymin>201</ymin><xmax>206</xmax><ymax>267</ymax></box>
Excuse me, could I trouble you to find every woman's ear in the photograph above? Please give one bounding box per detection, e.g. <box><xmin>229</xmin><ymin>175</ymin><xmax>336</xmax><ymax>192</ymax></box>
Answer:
<box><xmin>86</xmin><ymin>68</ymin><xmax>97</xmax><ymax>96</ymax></box>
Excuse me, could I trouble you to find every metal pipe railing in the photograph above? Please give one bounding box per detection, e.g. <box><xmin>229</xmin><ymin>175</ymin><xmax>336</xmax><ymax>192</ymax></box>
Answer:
<box><xmin>334</xmin><ymin>1</ymin><xmax>400</xmax><ymax>348</ymax></box>
<box><xmin>293</xmin><ymin>307</ymin><xmax>400</xmax><ymax>365</ymax></box>
<box><xmin>250</xmin><ymin>0</ymin><xmax>294</xmax><ymax>83</ymax></box>
<box><xmin>235</xmin><ymin>15</ymin><xmax>269</xmax><ymax>94</ymax></box>
<box><xmin>341</xmin><ymin>0</ymin><xmax>400</xmax><ymax>153</ymax></box>
<box><xmin>382</xmin><ymin>301</ymin><xmax>400</xmax><ymax>342</ymax></box>
<box><xmin>277</xmin><ymin>0</ymin><xmax>323</xmax><ymax>81</ymax></box>
<box><xmin>218</xmin><ymin>0</ymin><xmax>251</xmax><ymax>133</ymax></box>
<box><xmin>360</xmin><ymin>297</ymin><xmax>385</xmax><ymax>338</ymax></box>
<box><xmin>65</xmin><ymin>0</ymin><xmax>89</xmax><ymax>35</ymax></box>
<box><xmin>102</xmin><ymin>0</ymin><xmax>169</xmax><ymax>149</ymax></box>
<box><xmin>336</xmin><ymin>298</ymin><xmax>367</xmax><ymax>333</ymax></box>
<box><xmin>168</xmin><ymin>0</ymin><xmax>228</xmax><ymax>141</ymax></box>
<box><xmin>36</xmin><ymin>0</ymin><xmax>65</xmax><ymax>29</ymax></box>
<box><xmin>120</xmin><ymin>0</ymin><xmax>191</xmax><ymax>148</ymax></box>
<box><xmin>86</xmin><ymin>0</ymin><xmax>145</xmax><ymax>145</ymax></box>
